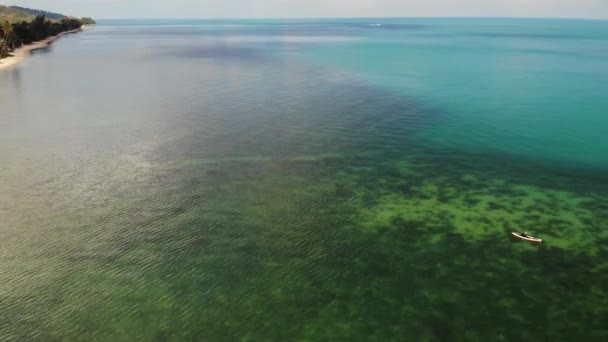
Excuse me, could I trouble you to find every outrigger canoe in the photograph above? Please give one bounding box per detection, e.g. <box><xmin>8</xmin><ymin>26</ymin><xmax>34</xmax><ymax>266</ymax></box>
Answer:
<box><xmin>512</xmin><ymin>232</ymin><xmax>542</xmax><ymax>243</ymax></box>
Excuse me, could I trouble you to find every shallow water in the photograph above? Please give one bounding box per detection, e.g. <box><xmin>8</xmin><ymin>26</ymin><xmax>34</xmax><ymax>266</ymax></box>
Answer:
<box><xmin>1</xmin><ymin>19</ymin><xmax>607</xmax><ymax>340</ymax></box>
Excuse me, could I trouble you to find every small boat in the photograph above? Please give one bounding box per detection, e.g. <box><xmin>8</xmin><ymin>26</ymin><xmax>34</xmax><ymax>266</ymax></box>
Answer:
<box><xmin>512</xmin><ymin>232</ymin><xmax>542</xmax><ymax>243</ymax></box>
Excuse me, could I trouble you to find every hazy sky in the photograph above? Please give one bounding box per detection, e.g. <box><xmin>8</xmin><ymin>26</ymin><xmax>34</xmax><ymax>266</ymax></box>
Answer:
<box><xmin>3</xmin><ymin>0</ymin><xmax>608</xmax><ymax>19</ymax></box>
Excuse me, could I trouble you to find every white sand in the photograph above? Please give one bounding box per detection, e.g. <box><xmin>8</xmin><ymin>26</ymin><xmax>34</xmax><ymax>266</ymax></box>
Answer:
<box><xmin>0</xmin><ymin>28</ymin><xmax>82</xmax><ymax>71</ymax></box>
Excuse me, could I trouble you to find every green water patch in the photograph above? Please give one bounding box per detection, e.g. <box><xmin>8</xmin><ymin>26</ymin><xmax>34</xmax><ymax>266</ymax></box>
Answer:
<box><xmin>5</xmin><ymin>151</ymin><xmax>603</xmax><ymax>341</ymax></box>
<box><xmin>357</xmin><ymin>175</ymin><xmax>606</xmax><ymax>254</ymax></box>
<box><xmin>2</xmin><ymin>141</ymin><xmax>607</xmax><ymax>341</ymax></box>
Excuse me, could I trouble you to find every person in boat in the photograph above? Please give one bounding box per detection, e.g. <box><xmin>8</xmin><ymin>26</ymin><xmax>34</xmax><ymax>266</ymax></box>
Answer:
<box><xmin>520</xmin><ymin>232</ymin><xmax>529</xmax><ymax>238</ymax></box>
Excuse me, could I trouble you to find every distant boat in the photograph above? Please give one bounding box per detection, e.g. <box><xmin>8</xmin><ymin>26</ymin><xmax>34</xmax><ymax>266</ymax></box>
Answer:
<box><xmin>368</xmin><ymin>24</ymin><xmax>382</xmax><ymax>27</ymax></box>
<box><xmin>512</xmin><ymin>232</ymin><xmax>542</xmax><ymax>243</ymax></box>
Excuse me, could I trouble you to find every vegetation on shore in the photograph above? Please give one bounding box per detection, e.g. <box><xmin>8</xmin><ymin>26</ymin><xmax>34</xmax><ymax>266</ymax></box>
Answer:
<box><xmin>1</xmin><ymin>16</ymin><xmax>90</xmax><ymax>59</ymax></box>
<box><xmin>0</xmin><ymin>4</ymin><xmax>95</xmax><ymax>60</ymax></box>
<box><xmin>1</xmin><ymin>5</ymin><xmax>96</xmax><ymax>24</ymax></box>
<box><xmin>81</xmin><ymin>17</ymin><xmax>96</xmax><ymax>25</ymax></box>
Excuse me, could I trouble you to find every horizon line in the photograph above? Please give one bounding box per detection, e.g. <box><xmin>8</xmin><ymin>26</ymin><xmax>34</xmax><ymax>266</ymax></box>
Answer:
<box><xmin>93</xmin><ymin>15</ymin><xmax>608</xmax><ymax>22</ymax></box>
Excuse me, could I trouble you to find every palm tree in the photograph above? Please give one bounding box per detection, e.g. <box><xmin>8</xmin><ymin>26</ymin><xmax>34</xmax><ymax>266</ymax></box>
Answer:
<box><xmin>0</xmin><ymin>24</ymin><xmax>6</xmax><ymax>57</ymax></box>
<box><xmin>3</xmin><ymin>21</ymin><xmax>14</xmax><ymax>50</ymax></box>
<box><xmin>1</xmin><ymin>21</ymin><xmax>14</xmax><ymax>58</ymax></box>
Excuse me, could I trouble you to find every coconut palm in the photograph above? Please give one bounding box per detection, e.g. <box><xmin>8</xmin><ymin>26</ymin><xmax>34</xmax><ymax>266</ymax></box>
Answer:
<box><xmin>1</xmin><ymin>21</ymin><xmax>14</xmax><ymax>58</ymax></box>
<box><xmin>0</xmin><ymin>26</ymin><xmax>6</xmax><ymax>57</ymax></box>
<box><xmin>2</xmin><ymin>21</ymin><xmax>14</xmax><ymax>50</ymax></box>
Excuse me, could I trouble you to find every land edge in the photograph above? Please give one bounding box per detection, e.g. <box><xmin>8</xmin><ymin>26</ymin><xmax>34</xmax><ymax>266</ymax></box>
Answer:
<box><xmin>0</xmin><ymin>26</ymin><xmax>87</xmax><ymax>71</ymax></box>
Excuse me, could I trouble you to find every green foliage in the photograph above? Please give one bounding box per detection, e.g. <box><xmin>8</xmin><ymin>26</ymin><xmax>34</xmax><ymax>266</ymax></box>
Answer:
<box><xmin>0</xmin><ymin>21</ymin><xmax>14</xmax><ymax>57</ymax></box>
<box><xmin>0</xmin><ymin>5</ymin><xmax>94</xmax><ymax>58</ymax></box>
<box><xmin>1</xmin><ymin>15</ymin><xmax>89</xmax><ymax>58</ymax></box>
<box><xmin>80</xmin><ymin>17</ymin><xmax>96</xmax><ymax>25</ymax></box>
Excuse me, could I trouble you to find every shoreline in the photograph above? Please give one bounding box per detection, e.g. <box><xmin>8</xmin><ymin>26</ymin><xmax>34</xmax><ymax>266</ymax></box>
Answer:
<box><xmin>0</xmin><ymin>27</ymin><xmax>83</xmax><ymax>71</ymax></box>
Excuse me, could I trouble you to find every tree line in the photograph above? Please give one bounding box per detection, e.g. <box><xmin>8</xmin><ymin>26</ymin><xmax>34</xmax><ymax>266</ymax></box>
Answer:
<box><xmin>1</xmin><ymin>16</ymin><xmax>89</xmax><ymax>58</ymax></box>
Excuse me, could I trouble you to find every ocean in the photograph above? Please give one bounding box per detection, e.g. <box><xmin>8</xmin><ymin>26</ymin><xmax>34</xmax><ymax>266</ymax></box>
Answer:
<box><xmin>1</xmin><ymin>18</ymin><xmax>607</xmax><ymax>340</ymax></box>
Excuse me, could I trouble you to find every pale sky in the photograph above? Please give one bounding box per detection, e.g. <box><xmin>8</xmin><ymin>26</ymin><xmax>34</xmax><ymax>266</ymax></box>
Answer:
<box><xmin>3</xmin><ymin>0</ymin><xmax>608</xmax><ymax>20</ymax></box>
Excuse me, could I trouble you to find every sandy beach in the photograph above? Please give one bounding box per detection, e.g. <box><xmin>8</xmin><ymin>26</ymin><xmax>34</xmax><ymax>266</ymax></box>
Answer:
<box><xmin>0</xmin><ymin>28</ymin><xmax>82</xmax><ymax>71</ymax></box>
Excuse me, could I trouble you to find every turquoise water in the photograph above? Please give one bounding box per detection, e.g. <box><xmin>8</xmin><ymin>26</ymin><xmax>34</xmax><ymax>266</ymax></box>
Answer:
<box><xmin>1</xmin><ymin>18</ymin><xmax>607</xmax><ymax>340</ymax></box>
<box><xmin>297</xmin><ymin>18</ymin><xmax>608</xmax><ymax>168</ymax></box>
